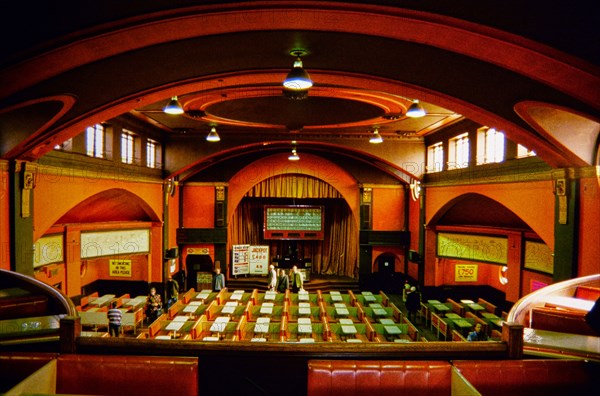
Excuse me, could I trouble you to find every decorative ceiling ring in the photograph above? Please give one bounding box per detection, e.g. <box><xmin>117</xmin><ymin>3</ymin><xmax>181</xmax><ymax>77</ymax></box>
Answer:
<box><xmin>181</xmin><ymin>86</ymin><xmax>414</xmax><ymax>130</ymax></box>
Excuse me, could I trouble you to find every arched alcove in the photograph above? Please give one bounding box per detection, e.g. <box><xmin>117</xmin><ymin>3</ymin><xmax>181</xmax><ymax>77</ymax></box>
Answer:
<box><xmin>55</xmin><ymin>188</ymin><xmax>160</xmax><ymax>225</ymax></box>
<box><xmin>227</xmin><ymin>154</ymin><xmax>360</xmax><ymax>278</ymax></box>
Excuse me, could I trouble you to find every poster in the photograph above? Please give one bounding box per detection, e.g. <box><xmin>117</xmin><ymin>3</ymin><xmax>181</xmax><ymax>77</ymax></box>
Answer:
<box><xmin>438</xmin><ymin>232</ymin><xmax>507</xmax><ymax>264</ymax></box>
<box><xmin>249</xmin><ymin>245</ymin><xmax>269</xmax><ymax>275</ymax></box>
<box><xmin>232</xmin><ymin>244</ymin><xmax>250</xmax><ymax>276</ymax></box>
<box><xmin>455</xmin><ymin>264</ymin><xmax>478</xmax><ymax>282</ymax></box>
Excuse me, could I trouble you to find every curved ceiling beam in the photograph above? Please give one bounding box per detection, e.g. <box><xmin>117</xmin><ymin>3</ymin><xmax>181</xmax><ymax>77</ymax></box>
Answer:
<box><xmin>1</xmin><ymin>2</ymin><xmax>597</xmax><ymax>109</ymax></box>
<box><xmin>172</xmin><ymin>140</ymin><xmax>421</xmax><ymax>185</ymax></box>
<box><xmin>13</xmin><ymin>69</ymin><xmax>583</xmax><ymax>168</ymax></box>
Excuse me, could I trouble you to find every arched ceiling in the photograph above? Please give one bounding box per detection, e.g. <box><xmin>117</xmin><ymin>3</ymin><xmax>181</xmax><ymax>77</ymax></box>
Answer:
<box><xmin>0</xmin><ymin>1</ymin><xmax>598</xmax><ymax>180</ymax></box>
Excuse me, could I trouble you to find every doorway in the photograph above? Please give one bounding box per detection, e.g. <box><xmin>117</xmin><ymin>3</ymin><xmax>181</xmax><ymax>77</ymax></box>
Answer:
<box><xmin>185</xmin><ymin>254</ymin><xmax>214</xmax><ymax>291</ymax></box>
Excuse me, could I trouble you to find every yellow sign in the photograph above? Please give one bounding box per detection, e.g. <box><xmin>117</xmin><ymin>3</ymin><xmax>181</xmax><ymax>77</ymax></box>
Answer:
<box><xmin>109</xmin><ymin>259</ymin><xmax>132</xmax><ymax>277</ymax></box>
<box><xmin>455</xmin><ymin>264</ymin><xmax>478</xmax><ymax>282</ymax></box>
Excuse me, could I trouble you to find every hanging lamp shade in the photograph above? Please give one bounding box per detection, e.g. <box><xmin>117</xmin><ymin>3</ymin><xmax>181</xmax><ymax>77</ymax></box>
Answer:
<box><xmin>369</xmin><ymin>129</ymin><xmax>383</xmax><ymax>144</ymax></box>
<box><xmin>206</xmin><ymin>127</ymin><xmax>220</xmax><ymax>142</ymax></box>
<box><xmin>406</xmin><ymin>100</ymin><xmax>426</xmax><ymax>118</ymax></box>
<box><xmin>163</xmin><ymin>96</ymin><xmax>184</xmax><ymax>114</ymax></box>
<box><xmin>283</xmin><ymin>57</ymin><xmax>313</xmax><ymax>90</ymax></box>
<box><xmin>288</xmin><ymin>148</ymin><xmax>300</xmax><ymax>161</ymax></box>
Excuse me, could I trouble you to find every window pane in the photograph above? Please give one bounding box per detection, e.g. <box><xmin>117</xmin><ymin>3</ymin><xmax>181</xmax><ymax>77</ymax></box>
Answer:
<box><xmin>147</xmin><ymin>140</ymin><xmax>156</xmax><ymax>168</ymax></box>
<box><xmin>121</xmin><ymin>131</ymin><xmax>134</xmax><ymax>164</ymax></box>
<box><xmin>86</xmin><ymin>124</ymin><xmax>104</xmax><ymax>158</ymax></box>
<box><xmin>427</xmin><ymin>142</ymin><xmax>443</xmax><ymax>173</ymax></box>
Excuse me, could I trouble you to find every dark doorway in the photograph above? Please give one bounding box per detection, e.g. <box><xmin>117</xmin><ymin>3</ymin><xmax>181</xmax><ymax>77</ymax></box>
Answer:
<box><xmin>186</xmin><ymin>255</ymin><xmax>213</xmax><ymax>291</ymax></box>
<box><xmin>375</xmin><ymin>254</ymin><xmax>398</xmax><ymax>293</ymax></box>
<box><xmin>377</xmin><ymin>254</ymin><xmax>396</xmax><ymax>274</ymax></box>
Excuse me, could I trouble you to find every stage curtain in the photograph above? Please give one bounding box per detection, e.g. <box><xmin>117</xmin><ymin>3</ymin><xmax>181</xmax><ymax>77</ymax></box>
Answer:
<box><xmin>245</xmin><ymin>174</ymin><xmax>342</xmax><ymax>199</ymax></box>
<box><xmin>230</xmin><ymin>175</ymin><xmax>358</xmax><ymax>278</ymax></box>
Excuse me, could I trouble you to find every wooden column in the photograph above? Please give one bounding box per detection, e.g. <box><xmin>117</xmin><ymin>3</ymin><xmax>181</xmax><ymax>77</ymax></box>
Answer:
<box><xmin>502</xmin><ymin>322</ymin><xmax>524</xmax><ymax>359</ymax></box>
<box><xmin>60</xmin><ymin>316</ymin><xmax>81</xmax><ymax>354</ymax></box>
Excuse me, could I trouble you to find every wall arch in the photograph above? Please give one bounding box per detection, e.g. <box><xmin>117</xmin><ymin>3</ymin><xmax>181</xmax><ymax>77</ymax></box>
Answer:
<box><xmin>425</xmin><ymin>182</ymin><xmax>554</xmax><ymax>248</ymax></box>
<box><xmin>34</xmin><ymin>176</ymin><xmax>162</xmax><ymax>241</ymax></box>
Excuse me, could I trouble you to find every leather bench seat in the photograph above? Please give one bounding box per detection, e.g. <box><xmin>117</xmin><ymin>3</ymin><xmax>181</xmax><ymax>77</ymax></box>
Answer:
<box><xmin>307</xmin><ymin>360</ymin><xmax>452</xmax><ymax>395</ymax></box>
<box><xmin>453</xmin><ymin>359</ymin><xmax>600</xmax><ymax>396</ymax></box>
<box><xmin>56</xmin><ymin>354</ymin><xmax>198</xmax><ymax>396</ymax></box>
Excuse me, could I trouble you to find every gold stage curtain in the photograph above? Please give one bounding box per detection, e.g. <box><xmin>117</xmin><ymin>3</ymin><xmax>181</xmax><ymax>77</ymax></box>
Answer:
<box><xmin>245</xmin><ymin>174</ymin><xmax>342</xmax><ymax>199</ymax></box>
<box><xmin>230</xmin><ymin>174</ymin><xmax>358</xmax><ymax>278</ymax></box>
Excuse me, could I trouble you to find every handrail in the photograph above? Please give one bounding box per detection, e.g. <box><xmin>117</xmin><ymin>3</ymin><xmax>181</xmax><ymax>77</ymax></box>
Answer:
<box><xmin>0</xmin><ymin>269</ymin><xmax>77</xmax><ymax>316</ymax></box>
<box><xmin>507</xmin><ymin>274</ymin><xmax>600</xmax><ymax>326</ymax></box>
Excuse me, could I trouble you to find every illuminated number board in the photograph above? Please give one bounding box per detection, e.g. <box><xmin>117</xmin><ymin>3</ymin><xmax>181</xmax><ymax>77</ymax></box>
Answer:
<box><xmin>264</xmin><ymin>205</ymin><xmax>324</xmax><ymax>240</ymax></box>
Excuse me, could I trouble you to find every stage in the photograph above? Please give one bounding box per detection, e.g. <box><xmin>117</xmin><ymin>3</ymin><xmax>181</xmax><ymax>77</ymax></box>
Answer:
<box><xmin>226</xmin><ymin>273</ymin><xmax>359</xmax><ymax>292</ymax></box>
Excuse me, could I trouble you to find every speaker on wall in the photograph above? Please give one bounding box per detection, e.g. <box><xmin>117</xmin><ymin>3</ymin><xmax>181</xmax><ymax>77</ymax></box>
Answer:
<box><xmin>408</xmin><ymin>250</ymin><xmax>421</xmax><ymax>263</ymax></box>
<box><xmin>165</xmin><ymin>247</ymin><xmax>179</xmax><ymax>259</ymax></box>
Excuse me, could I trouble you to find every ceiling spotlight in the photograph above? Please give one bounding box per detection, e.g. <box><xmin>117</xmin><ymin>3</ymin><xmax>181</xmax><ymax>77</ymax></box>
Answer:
<box><xmin>406</xmin><ymin>100</ymin><xmax>426</xmax><ymax>118</ymax></box>
<box><xmin>288</xmin><ymin>148</ymin><xmax>300</xmax><ymax>161</ymax></box>
<box><xmin>283</xmin><ymin>50</ymin><xmax>313</xmax><ymax>91</ymax></box>
<box><xmin>163</xmin><ymin>96</ymin><xmax>184</xmax><ymax>115</ymax></box>
<box><xmin>369</xmin><ymin>128</ymin><xmax>383</xmax><ymax>144</ymax></box>
<box><xmin>206</xmin><ymin>126</ymin><xmax>220</xmax><ymax>142</ymax></box>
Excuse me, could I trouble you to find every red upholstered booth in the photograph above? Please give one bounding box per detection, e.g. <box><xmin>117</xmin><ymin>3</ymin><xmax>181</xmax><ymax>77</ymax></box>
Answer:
<box><xmin>307</xmin><ymin>360</ymin><xmax>452</xmax><ymax>395</ymax></box>
<box><xmin>56</xmin><ymin>354</ymin><xmax>198</xmax><ymax>396</ymax></box>
<box><xmin>453</xmin><ymin>359</ymin><xmax>599</xmax><ymax>395</ymax></box>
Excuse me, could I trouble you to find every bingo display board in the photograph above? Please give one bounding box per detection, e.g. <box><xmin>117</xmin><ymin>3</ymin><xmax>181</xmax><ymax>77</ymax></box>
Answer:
<box><xmin>263</xmin><ymin>205</ymin><xmax>324</xmax><ymax>240</ymax></box>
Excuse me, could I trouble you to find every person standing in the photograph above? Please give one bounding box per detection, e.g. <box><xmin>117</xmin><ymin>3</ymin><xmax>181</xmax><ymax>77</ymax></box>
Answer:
<box><xmin>213</xmin><ymin>267</ymin><xmax>225</xmax><ymax>291</ymax></box>
<box><xmin>405</xmin><ymin>286</ymin><xmax>420</xmax><ymax>323</ymax></box>
<box><xmin>145</xmin><ymin>287</ymin><xmax>163</xmax><ymax>323</ymax></box>
<box><xmin>166</xmin><ymin>274</ymin><xmax>179</xmax><ymax>309</ymax></box>
<box><xmin>403</xmin><ymin>280</ymin><xmax>410</xmax><ymax>302</ymax></box>
<box><xmin>267</xmin><ymin>265</ymin><xmax>277</xmax><ymax>291</ymax></box>
<box><xmin>107</xmin><ymin>301</ymin><xmax>122</xmax><ymax>337</ymax></box>
<box><xmin>290</xmin><ymin>265</ymin><xmax>303</xmax><ymax>293</ymax></box>
<box><xmin>276</xmin><ymin>268</ymin><xmax>289</xmax><ymax>293</ymax></box>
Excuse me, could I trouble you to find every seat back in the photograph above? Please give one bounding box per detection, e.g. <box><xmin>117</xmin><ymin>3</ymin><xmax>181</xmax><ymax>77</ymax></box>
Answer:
<box><xmin>307</xmin><ymin>360</ymin><xmax>452</xmax><ymax>396</ymax></box>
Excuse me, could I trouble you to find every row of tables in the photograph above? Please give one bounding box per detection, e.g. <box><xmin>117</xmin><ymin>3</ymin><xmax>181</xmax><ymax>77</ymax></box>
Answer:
<box><xmin>427</xmin><ymin>299</ymin><xmax>503</xmax><ymax>337</ymax></box>
<box><xmin>156</xmin><ymin>289</ymin><xmax>405</xmax><ymax>343</ymax></box>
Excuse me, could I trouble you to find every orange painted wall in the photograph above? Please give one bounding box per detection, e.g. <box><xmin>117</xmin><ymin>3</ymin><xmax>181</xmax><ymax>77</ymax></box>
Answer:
<box><xmin>80</xmin><ymin>254</ymin><xmax>149</xmax><ymax>285</ymax></box>
<box><xmin>426</xmin><ymin>180</ymin><xmax>555</xmax><ymax>248</ymax></box>
<box><xmin>578</xmin><ymin>177</ymin><xmax>600</xmax><ymax>277</ymax></box>
<box><xmin>182</xmin><ymin>185</ymin><xmax>215</xmax><ymax>228</ymax></box>
<box><xmin>439</xmin><ymin>258</ymin><xmax>507</xmax><ymax>293</ymax></box>
<box><xmin>372</xmin><ymin>187</ymin><xmax>404</xmax><ymax>231</ymax></box>
<box><xmin>0</xmin><ymin>166</ymin><xmax>9</xmax><ymax>270</ymax></box>
<box><xmin>408</xmin><ymin>195</ymin><xmax>421</xmax><ymax>252</ymax></box>
<box><xmin>521</xmin><ymin>270</ymin><xmax>553</xmax><ymax>295</ymax></box>
<box><xmin>33</xmin><ymin>172</ymin><xmax>163</xmax><ymax>241</ymax></box>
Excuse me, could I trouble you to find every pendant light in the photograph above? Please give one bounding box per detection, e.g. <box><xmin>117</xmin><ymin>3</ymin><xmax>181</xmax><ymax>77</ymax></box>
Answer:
<box><xmin>406</xmin><ymin>100</ymin><xmax>426</xmax><ymax>118</ymax></box>
<box><xmin>163</xmin><ymin>96</ymin><xmax>184</xmax><ymax>115</ymax></box>
<box><xmin>369</xmin><ymin>128</ymin><xmax>383</xmax><ymax>144</ymax></box>
<box><xmin>283</xmin><ymin>50</ymin><xmax>312</xmax><ymax>91</ymax></box>
<box><xmin>206</xmin><ymin>126</ymin><xmax>220</xmax><ymax>142</ymax></box>
<box><xmin>288</xmin><ymin>148</ymin><xmax>300</xmax><ymax>161</ymax></box>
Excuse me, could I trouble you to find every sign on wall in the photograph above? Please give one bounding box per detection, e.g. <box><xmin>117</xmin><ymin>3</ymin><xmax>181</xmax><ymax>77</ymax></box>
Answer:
<box><xmin>34</xmin><ymin>234</ymin><xmax>64</xmax><ymax>268</ymax></box>
<box><xmin>249</xmin><ymin>245</ymin><xmax>269</xmax><ymax>275</ymax></box>
<box><xmin>455</xmin><ymin>264</ymin><xmax>478</xmax><ymax>282</ymax></box>
<box><xmin>437</xmin><ymin>232</ymin><xmax>508</xmax><ymax>264</ymax></box>
<box><xmin>524</xmin><ymin>241</ymin><xmax>554</xmax><ymax>275</ymax></box>
<box><xmin>109</xmin><ymin>259</ymin><xmax>132</xmax><ymax>277</ymax></box>
<box><xmin>232</xmin><ymin>244</ymin><xmax>250</xmax><ymax>276</ymax></box>
<box><xmin>81</xmin><ymin>229</ymin><xmax>150</xmax><ymax>259</ymax></box>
